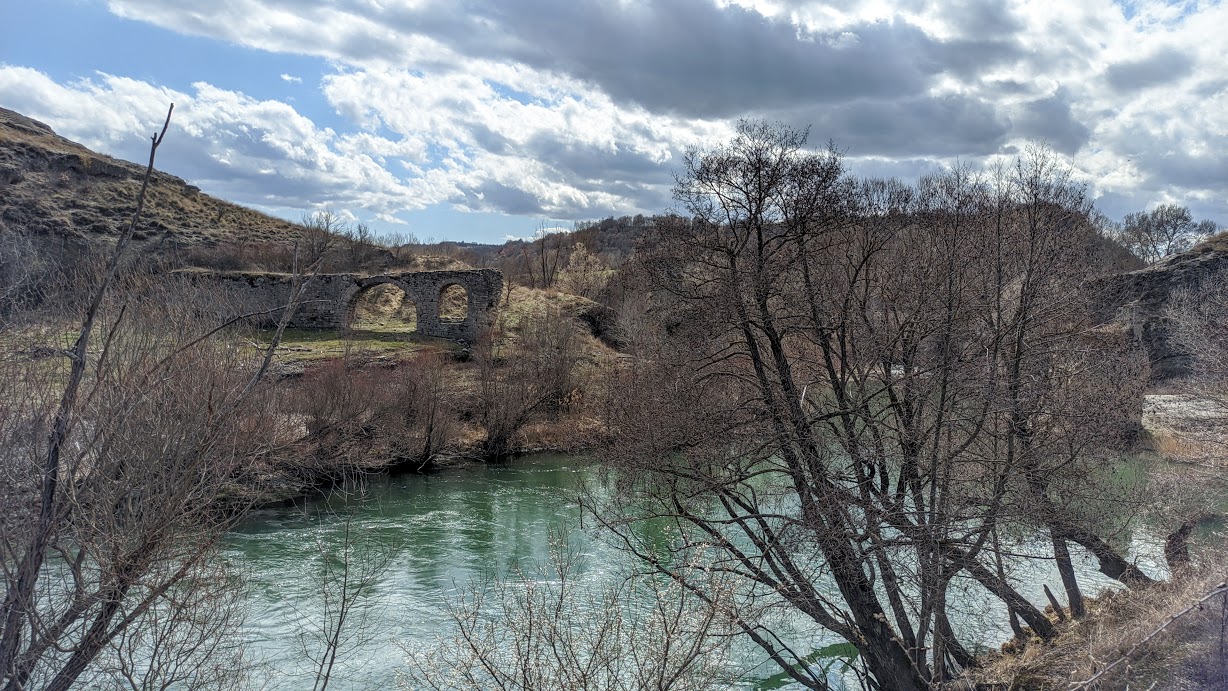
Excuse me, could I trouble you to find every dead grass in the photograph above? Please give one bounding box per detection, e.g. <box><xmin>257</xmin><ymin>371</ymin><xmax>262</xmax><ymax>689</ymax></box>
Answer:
<box><xmin>352</xmin><ymin>283</ymin><xmax>418</xmax><ymax>332</ymax></box>
<box><xmin>1</xmin><ymin>110</ymin><xmax>306</xmax><ymax>250</ymax></box>
<box><xmin>1194</xmin><ymin>230</ymin><xmax>1228</xmax><ymax>254</ymax></box>
<box><xmin>1150</xmin><ymin>428</ymin><xmax>1216</xmax><ymax>462</ymax></box>
<box><xmin>968</xmin><ymin>551</ymin><xmax>1228</xmax><ymax>690</ymax></box>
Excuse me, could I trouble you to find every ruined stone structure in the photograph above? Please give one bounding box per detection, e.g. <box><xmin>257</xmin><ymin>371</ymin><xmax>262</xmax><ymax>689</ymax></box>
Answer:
<box><xmin>185</xmin><ymin>268</ymin><xmax>503</xmax><ymax>342</ymax></box>
<box><xmin>1095</xmin><ymin>246</ymin><xmax>1228</xmax><ymax>380</ymax></box>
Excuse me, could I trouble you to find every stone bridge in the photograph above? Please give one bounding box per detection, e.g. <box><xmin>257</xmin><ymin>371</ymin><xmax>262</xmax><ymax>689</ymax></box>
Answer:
<box><xmin>186</xmin><ymin>268</ymin><xmax>503</xmax><ymax>342</ymax></box>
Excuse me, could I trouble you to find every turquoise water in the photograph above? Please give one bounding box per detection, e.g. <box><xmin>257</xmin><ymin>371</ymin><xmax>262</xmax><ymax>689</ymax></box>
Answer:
<box><xmin>227</xmin><ymin>455</ymin><xmax>687</xmax><ymax>689</ymax></box>
<box><xmin>225</xmin><ymin>454</ymin><xmax>1170</xmax><ymax>690</ymax></box>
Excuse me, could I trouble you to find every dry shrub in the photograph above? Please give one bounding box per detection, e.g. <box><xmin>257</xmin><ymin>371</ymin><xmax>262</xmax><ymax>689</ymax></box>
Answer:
<box><xmin>472</xmin><ymin>306</ymin><xmax>587</xmax><ymax>458</ymax></box>
<box><xmin>969</xmin><ymin>548</ymin><xmax>1228</xmax><ymax>690</ymax></box>
<box><xmin>293</xmin><ymin>353</ymin><xmax>460</xmax><ymax>472</ymax></box>
<box><xmin>1150</xmin><ymin>428</ymin><xmax>1216</xmax><ymax>463</ymax></box>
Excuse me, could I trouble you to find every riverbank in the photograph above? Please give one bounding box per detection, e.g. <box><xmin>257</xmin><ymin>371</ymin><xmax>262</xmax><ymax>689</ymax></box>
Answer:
<box><xmin>238</xmin><ymin>409</ymin><xmax>608</xmax><ymax>508</ymax></box>
<box><xmin>964</xmin><ymin>392</ymin><xmax>1228</xmax><ymax>689</ymax></box>
<box><xmin>181</xmin><ymin>279</ymin><xmax>619</xmax><ymax>506</ymax></box>
<box><xmin>965</xmin><ymin>559</ymin><xmax>1227</xmax><ymax>689</ymax></box>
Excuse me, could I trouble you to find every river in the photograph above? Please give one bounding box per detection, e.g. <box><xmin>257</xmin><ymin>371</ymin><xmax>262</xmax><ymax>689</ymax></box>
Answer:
<box><xmin>224</xmin><ymin>454</ymin><xmax>1171</xmax><ymax>690</ymax></box>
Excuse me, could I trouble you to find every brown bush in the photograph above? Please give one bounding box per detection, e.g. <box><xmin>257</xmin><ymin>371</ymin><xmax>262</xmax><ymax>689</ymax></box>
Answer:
<box><xmin>293</xmin><ymin>352</ymin><xmax>461</xmax><ymax>471</ymax></box>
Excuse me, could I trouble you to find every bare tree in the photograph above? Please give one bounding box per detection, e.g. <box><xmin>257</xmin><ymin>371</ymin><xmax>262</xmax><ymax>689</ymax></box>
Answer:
<box><xmin>379</xmin><ymin>231</ymin><xmax>421</xmax><ymax>265</ymax></box>
<box><xmin>474</xmin><ymin>306</ymin><xmax>585</xmax><ymax>458</ymax></box>
<box><xmin>0</xmin><ymin>105</ymin><xmax>323</xmax><ymax>690</ymax></box>
<box><xmin>300</xmin><ymin>209</ymin><xmax>350</xmax><ymax>272</ymax></box>
<box><xmin>590</xmin><ymin>122</ymin><xmax>1151</xmax><ymax>689</ymax></box>
<box><xmin>295</xmin><ymin>497</ymin><xmax>398</xmax><ymax>691</ymax></box>
<box><xmin>516</xmin><ymin>223</ymin><xmax>567</xmax><ymax>290</ymax></box>
<box><xmin>405</xmin><ymin>533</ymin><xmax>734</xmax><ymax>691</ymax></box>
<box><xmin>1118</xmin><ymin>204</ymin><xmax>1218</xmax><ymax>263</ymax></box>
<box><xmin>100</xmin><ymin>559</ymin><xmax>250</xmax><ymax>691</ymax></box>
<box><xmin>557</xmin><ymin>242</ymin><xmax>609</xmax><ymax>300</ymax></box>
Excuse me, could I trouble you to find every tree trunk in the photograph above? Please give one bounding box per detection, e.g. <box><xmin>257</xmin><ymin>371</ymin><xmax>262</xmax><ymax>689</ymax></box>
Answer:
<box><xmin>1050</xmin><ymin>530</ymin><xmax>1086</xmax><ymax>618</ymax></box>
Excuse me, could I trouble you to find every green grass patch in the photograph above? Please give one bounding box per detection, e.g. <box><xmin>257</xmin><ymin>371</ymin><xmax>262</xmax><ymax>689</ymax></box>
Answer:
<box><xmin>254</xmin><ymin>327</ymin><xmax>457</xmax><ymax>361</ymax></box>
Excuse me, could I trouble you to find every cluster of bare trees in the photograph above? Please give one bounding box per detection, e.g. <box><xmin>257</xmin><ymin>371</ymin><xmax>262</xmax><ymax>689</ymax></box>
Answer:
<box><xmin>587</xmin><ymin>122</ymin><xmax>1153</xmax><ymax>689</ymax></box>
<box><xmin>501</xmin><ymin>226</ymin><xmax>619</xmax><ymax>299</ymax></box>
<box><xmin>295</xmin><ymin>353</ymin><xmax>460</xmax><ymax>472</ymax></box>
<box><xmin>474</xmin><ymin>306</ymin><xmax>587</xmax><ymax>458</ymax></box>
<box><xmin>407</xmin><ymin>534</ymin><xmax>735</xmax><ymax>691</ymax></box>
<box><xmin>1115</xmin><ymin>204</ymin><xmax>1219</xmax><ymax>264</ymax></box>
<box><xmin>0</xmin><ymin>106</ymin><xmax>322</xmax><ymax>690</ymax></box>
<box><xmin>504</xmin><ymin>225</ymin><xmax>568</xmax><ymax>291</ymax></box>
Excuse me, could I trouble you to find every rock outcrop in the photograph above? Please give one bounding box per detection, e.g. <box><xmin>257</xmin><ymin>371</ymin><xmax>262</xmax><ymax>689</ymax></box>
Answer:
<box><xmin>1097</xmin><ymin>236</ymin><xmax>1228</xmax><ymax>380</ymax></box>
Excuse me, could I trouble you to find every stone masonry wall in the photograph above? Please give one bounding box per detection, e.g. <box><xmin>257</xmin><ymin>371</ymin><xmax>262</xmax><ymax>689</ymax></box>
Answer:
<box><xmin>181</xmin><ymin>268</ymin><xmax>503</xmax><ymax>342</ymax></box>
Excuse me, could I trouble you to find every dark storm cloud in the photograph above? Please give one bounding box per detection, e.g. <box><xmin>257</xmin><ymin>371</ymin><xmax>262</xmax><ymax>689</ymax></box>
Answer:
<box><xmin>943</xmin><ymin>0</ymin><xmax>1025</xmax><ymax>38</ymax></box>
<box><xmin>321</xmin><ymin>0</ymin><xmax>1019</xmax><ymax>119</ymax></box>
<box><xmin>1146</xmin><ymin>150</ymin><xmax>1228</xmax><ymax>192</ymax></box>
<box><xmin>784</xmin><ymin>94</ymin><xmax>1009</xmax><ymax>157</ymax></box>
<box><xmin>1105</xmin><ymin>47</ymin><xmax>1194</xmax><ymax>92</ymax></box>
<box><xmin>526</xmin><ymin>135</ymin><xmax>670</xmax><ymax>181</ymax></box>
<box><xmin>490</xmin><ymin>5</ymin><xmax>923</xmax><ymax>117</ymax></box>
<box><xmin>1011</xmin><ymin>91</ymin><xmax>1090</xmax><ymax>154</ymax></box>
<box><xmin>927</xmin><ymin>37</ymin><xmax>1026</xmax><ymax>79</ymax></box>
<box><xmin>920</xmin><ymin>0</ymin><xmax>1027</xmax><ymax>78</ymax></box>
<box><xmin>457</xmin><ymin>182</ymin><xmax>547</xmax><ymax>216</ymax></box>
<box><xmin>1193</xmin><ymin>78</ymin><xmax>1228</xmax><ymax>98</ymax></box>
<box><xmin>981</xmin><ymin>79</ymin><xmax>1039</xmax><ymax>97</ymax></box>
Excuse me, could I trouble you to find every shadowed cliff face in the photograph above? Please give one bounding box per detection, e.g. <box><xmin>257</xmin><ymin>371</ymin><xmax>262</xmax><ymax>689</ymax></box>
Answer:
<box><xmin>0</xmin><ymin>107</ymin><xmax>305</xmax><ymax>249</ymax></box>
<box><xmin>1097</xmin><ymin>235</ymin><xmax>1228</xmax><ymax>381</ymax></box>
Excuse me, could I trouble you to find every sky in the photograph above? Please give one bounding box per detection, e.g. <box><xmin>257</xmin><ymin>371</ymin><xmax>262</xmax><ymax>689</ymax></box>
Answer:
<box><xmin>1</xmin><ymin>0</ymin><xmax>1224</xmax><ymax>244</ymax></box>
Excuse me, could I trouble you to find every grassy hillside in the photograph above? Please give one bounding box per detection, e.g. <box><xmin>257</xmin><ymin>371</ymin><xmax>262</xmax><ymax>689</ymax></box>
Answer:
<box><xmin>0</xmin><ymin>107</ymin><xmax>306</xmax><ymax>250</ymax></box>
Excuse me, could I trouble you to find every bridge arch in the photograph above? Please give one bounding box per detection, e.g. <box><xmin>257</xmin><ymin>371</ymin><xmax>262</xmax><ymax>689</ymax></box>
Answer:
<box><xmin>438</xmin><ymin>282</ymin><xmax>469</xmax><ymax>322</ymax></box>
<box><xmin>346</xmin><ymin>277</ymin><xmax>419</xmax><ymax>333</ymax></box>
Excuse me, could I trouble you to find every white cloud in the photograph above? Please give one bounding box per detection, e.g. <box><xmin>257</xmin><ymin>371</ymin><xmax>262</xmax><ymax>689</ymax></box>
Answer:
<box><xmin>9</xmin><ymin>0</ymin><xmax>1227</xmax><ymax>226</ymax></box>
<box><xmin>279</xmin><ymin>73</ymin><xmax>302</xmax><ymax>84</ymax></box>
<box><xmin>0</xmin><ymin>67</ymin><xmax>421</xmax><ymax>219</ymax></box>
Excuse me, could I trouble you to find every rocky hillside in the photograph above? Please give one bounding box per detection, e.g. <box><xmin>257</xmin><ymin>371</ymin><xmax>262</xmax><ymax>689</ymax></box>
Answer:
<box><xmin>0</xmin><ymin>107</ymin><xmax>305</xmax><ymax>251</ymax></box>
<box><xmin>1100</xmin><ymin>233</ymin><xmax>1228</xmax><ymax>380</ymax></box>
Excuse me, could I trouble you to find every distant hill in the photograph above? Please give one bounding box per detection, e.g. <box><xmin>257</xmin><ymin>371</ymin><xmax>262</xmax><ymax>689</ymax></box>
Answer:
<box><xmin>0</xmin><ymin>107</ymin><xmax>305</xmax><ymax>251</ymax></box>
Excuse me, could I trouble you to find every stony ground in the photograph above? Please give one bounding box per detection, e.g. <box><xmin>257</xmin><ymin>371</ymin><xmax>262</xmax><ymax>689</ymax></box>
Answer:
<box><xmin>1142</xmin><ymin>392</ymin><xmax>1228</xmax><ymax>467</ymax></box>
